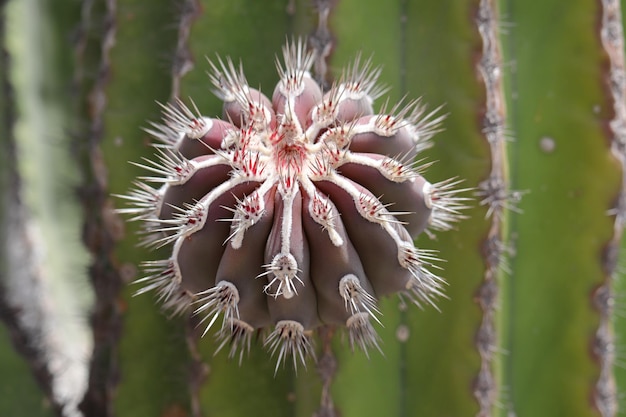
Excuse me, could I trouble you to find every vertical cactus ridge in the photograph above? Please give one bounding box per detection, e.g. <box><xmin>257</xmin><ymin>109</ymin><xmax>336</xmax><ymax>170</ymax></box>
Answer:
<box><xmin>77</xmin><ymin>0</ymin><xmax>192</xmax><ymax>416</ymax></box>
<box><xmin>502</xmin><ymin>0</ymin><xmax>621</xmax><ymax>415</ymax></box>
<box><xmin>473</xmin><ymin>0</ymin><xmax>513</xmax><ymax>414</ymax></box>
<box><xmin>301</xmin><ymin>6</ymin><xmax>340</xmax><ymax>415</ymax></box>
<box><xmin>308</xmin><ymin>0</ymin><xmax>335</xmax><ymax>90</ymax></box>
<box><xmin>599</xmin><ymin>0</ymin><xmax>626</xmax><ymax>414</ymax></box>
<box><xmin>171</xmin><ymin>0</ymin><xmax>199</xmax><ymax>100</ymax></box>
<box><xmin>76</xmin><ymin>1</ymin><xmax>121</xmax><ymax>414</ymax></box>
<box><xmin>170</xmin><ymin>4</ymin><xmax>205</xmax><ymax>412</ymax></box>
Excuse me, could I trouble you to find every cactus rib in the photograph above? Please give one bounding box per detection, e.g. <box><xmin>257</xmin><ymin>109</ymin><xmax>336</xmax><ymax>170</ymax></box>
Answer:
<box><xmin>76</xmin><ymin>0</ymin><xmax>121</xmax><ymax>415</ymax></box>
<box><xmin>474</xmin><ymin>0</ymin><xmax>513</xmax><ymax>414</ymax></box>
<box><xmin>596</xmin><ymin>0</ymin><xmax>626</xmax><ymax>414</ymax></box>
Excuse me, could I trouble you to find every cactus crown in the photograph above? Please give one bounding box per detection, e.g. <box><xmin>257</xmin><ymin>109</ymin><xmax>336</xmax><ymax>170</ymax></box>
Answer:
<box><xmin>118</xmin><ymin>39</ymin><xmax>469</xmax><ymax>371</ymax></box>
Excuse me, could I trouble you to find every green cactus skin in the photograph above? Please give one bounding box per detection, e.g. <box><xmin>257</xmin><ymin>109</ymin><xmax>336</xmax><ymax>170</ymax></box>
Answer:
<box><xmin>330</xmin><ymin>1</ymin><xmax>495</xmax><ymax>416</ymax></box>
<box><xmin>0</xmin><ymin>325</ymin><xmax>56</xmax><ymax>416</ymax></box>
<box><xmin>502</xmin><ymin>0</ymin><xmax>622</xmax><ymax>415</ymax></box>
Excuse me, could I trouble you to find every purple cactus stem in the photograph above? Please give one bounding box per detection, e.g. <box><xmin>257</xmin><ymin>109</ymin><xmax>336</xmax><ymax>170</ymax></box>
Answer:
<box><xmin>118</xmin><ymin>39</ymin><xmax>470</xmax><ymax>370</ymax></box>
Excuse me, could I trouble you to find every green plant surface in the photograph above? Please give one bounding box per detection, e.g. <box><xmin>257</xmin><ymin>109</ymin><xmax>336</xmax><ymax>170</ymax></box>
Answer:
<box><xmin>502</xmin><ymin>0</ymin><xmax>622</xmax><ymax>415</ymax></box>
<box><xmin>0</xmin><ymin>325</ymin><xmax>56</xmax><ymax>417</ymax></box>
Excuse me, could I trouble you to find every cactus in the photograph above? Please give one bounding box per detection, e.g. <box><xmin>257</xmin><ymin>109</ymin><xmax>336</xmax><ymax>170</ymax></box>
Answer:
<box><xmin>1</xmin><ymin>0</ymin><xmax>626</xmax><ymax>416</ymax></box>
<box><xmin>118</xmin><ymin>37</ymin><xmax>468</xmax><ymax>371</ymax></box>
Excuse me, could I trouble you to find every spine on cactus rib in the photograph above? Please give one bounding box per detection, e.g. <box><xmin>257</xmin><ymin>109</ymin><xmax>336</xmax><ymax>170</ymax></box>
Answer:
<box><xmin>474</xmin><ymin>0</ymin><xmax>515</xmax><ymax>414</ymax></box>
<box><xmin>597</xmin><ymin>0</ymin><xmax>625</xmax><ymax>414</ymax></box>
<box><xmin>76</xmin><ymin>1</ymin><xmax>121</xmax><ymax>415</ymax></box>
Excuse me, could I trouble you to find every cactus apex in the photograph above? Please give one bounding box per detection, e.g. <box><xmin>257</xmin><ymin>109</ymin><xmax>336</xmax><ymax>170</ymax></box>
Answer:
<box><xmin>118</xmin><ymin>38</ymin><xmax>469</xmax><ymax>368</ymax></box>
